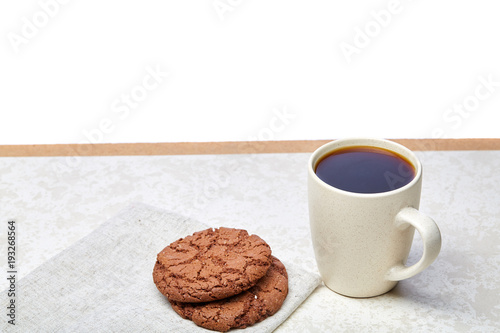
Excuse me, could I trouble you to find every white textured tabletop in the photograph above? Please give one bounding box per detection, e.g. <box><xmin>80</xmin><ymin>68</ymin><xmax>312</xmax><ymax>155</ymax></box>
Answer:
<box><xmin>1</xmin><ymin>150</ymin><xmax>499</xmax><ymax>332</ymax></box>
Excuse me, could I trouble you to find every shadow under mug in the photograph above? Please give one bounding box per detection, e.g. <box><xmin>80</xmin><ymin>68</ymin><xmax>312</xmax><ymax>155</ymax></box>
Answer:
<box><xmin>308</xmin><ymin>138</ymin><xmax>441</xmax><ymax>298</ymax></box>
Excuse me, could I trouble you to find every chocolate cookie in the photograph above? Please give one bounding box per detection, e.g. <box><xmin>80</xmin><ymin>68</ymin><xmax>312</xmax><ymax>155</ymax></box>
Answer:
<box><xmin>153</xmin><ymin>227</ymin><xmax>272</xmax><ymax>303</ymax></box>
<box><xmin>170</xmin><ymin>256</ymin><xmax>288</xmax><ymax>332</ymax></box>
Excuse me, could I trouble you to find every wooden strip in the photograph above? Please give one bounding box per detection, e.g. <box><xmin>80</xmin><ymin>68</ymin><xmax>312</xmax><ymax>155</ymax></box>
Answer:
<box><xmin>0</xmin><ymin>139</ymin><xmax>499</xmax><ymax>157</ymax></box>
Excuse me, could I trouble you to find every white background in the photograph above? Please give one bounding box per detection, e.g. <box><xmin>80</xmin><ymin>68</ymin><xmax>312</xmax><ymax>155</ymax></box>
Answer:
<box><xmin>1</xmin><ymin>0</ymin><xmax>499</xmax><ymax>145</ymax></box>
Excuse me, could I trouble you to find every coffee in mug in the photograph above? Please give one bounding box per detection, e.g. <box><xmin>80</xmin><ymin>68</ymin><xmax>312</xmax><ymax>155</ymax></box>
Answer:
<box><xmin>315</xmin><ymin>146</ymin><xmax>415</xmax><ymax>194</ymax></box>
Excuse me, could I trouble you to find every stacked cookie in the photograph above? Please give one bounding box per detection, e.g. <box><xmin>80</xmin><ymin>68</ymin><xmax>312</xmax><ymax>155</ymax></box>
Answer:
<box><xmin>153</xmin><ymin>227</ymin><xmax>288</xmax><ymax>332</ymax></box>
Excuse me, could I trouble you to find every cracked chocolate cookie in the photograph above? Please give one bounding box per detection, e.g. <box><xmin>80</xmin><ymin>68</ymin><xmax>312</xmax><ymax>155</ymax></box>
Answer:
<box><xmin>153</xmin><ymin>227</ymin><xmax>273</xmax><ymax>303</ymax></box>
<box><xmin>170</xmin><ymin>256</ymin><xmax>288</xmax><ymax>332</ymax></box>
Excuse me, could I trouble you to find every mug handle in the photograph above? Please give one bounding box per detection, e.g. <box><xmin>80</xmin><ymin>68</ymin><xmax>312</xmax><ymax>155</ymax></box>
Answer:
<box><xmin>386</xmin><ymin>207</ymin><xmax>442</xmax><ymax>281</ymax></box>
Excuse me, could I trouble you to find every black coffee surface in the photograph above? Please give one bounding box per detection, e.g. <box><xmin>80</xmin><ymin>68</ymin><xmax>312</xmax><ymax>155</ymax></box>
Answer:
<box><xmin>315</xmin><ymin>146</ymin><xmax>415</xmax><ymax>194</ymax></box>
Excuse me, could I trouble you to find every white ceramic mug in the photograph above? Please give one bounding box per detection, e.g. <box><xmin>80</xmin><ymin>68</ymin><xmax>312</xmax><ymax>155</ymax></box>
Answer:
<box><xmin>308</xmin><ymin>138</ymin><xmax>441</xmax><ymax>297</ymax></box>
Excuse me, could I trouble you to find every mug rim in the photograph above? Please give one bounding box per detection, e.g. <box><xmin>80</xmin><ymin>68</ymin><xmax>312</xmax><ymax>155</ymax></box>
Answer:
<box><xmin>308</xmin><ymin>137</ymin><xmax>423</xmax><ymax>198</ymax></box>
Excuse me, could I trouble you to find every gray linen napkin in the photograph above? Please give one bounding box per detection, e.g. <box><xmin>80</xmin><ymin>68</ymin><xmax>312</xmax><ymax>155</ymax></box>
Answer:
<box><xmin>1</xmin><ymin>203</ymin><xmax>321</xmax><ymax>332</ymax></box>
